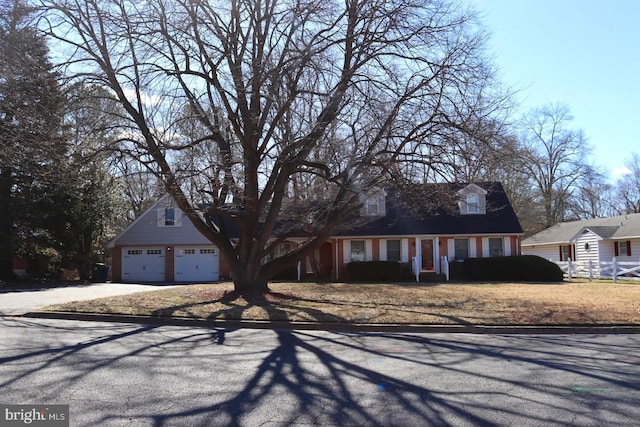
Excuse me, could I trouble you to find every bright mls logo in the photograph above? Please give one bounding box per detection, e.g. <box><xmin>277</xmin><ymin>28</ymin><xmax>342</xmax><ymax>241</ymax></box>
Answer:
<box><xmin>1</xmin><ymin>405</ymin><xmax>68</xmax><ymax>426</ymax></box>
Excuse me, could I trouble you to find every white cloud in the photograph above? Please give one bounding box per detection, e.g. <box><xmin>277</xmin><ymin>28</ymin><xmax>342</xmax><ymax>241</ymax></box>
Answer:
<box><xmin>122</xmin><ymin>88</ymin><xmax>162</xmax><ymax>107</ymax></box>
<box><xmin>611</xmin><ymin>166</ymin><xmax>632</xmax><ymax>179</ymax></box>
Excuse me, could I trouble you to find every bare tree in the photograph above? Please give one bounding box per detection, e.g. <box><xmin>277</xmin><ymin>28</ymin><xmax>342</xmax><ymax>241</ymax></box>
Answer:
<box><xmin>40</xmin><ymin>0</ymin><xmax>505</xmax><ymax>292</ymax></box>
<box><xmin>567</xmin><ymin>165</ymin><xmax>617</xmax><ymax>220</ymax></box>
<box><xmin>516</xmin><ymin>103</ymin><xmax>591</xmax><ymax>230</ymax></box>
<box><xmin>614</xmin><ymin>153</ymin><xmax>640</xmax><ymax>214</ymax></box>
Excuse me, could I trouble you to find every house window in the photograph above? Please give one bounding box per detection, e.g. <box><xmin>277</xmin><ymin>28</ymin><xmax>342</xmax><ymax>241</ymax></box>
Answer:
<box><xmin>127</xmin><ymin>249</ymin><xmax>143</xmax><ymax>255</ymax></box>
<box><xmin>200</xmin><ymin>248</ymin><xmax>216</xmax><ymax>254</ymax></box>
<box><xmin>615</xmin><ymin>241</ymin><xmax>631</xmax><ymax>257</ymax></box>
<box><xmin>489</xmin><ymin>238</ymin><xmax>503</xmax><ymax>257</ymax></box>
<box><xmin>180</xmin><ymin>249</ymin><xmax>196</xmax><ymax>255</ymax></box>
<box><xmin>560</xmin><ymin>245</ymin><xmax>572</xmax><ymax>261</ymax></box>
<box><xmin>467</xmin><ymin>194</ymin><xmax>480</xmax><ymax>214</ymax></box>
<box><xmin>454</xmin><ymin>238</ymin><xmax>469</xmax><ymax>261</ymax></box>
<box><xmin>164</xmin><ymin>208</ymin><xmax>176</xmax><ymax>226</ymax></box>
<box><xmin>364</xmin><ymin>197</ymin><xmax>378</xmax><ymax>216</ymax></box>
<box><xmin>351</xmin><ymin>240</ymin><xmax>366</xmax><ymax>262</ymax></box>
<box><xmin>387</xmin><ymin>240</ymin><xmax>401</xmax><ymax>262</ymax></box>
<box><xmin>147</xmin><ymin>249</ymin><xmax>162</xmax><ymax>255</ymax></box>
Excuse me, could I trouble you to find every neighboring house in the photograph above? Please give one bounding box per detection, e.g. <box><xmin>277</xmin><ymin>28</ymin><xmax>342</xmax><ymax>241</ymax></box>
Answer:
<box><xmin>522</xmin><ymin>213</ymin><xmax>640</xmax><ymax>266</ymax></box>
<box><xmin>109</xmin><ymin>182</ymin><xmax>524</xmax><ymax>283</ymax></box>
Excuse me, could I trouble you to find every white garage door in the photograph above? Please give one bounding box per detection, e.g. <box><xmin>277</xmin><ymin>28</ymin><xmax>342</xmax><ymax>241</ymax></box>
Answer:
<box><xmin>174</xmin><ymin>247</ymin><xmax>219</xmax><ymax>282</ymax></box>
<box><xmin>121</xmin><ymin>247</ymin><xmax>166</xmax><ymax>282</ymax></box>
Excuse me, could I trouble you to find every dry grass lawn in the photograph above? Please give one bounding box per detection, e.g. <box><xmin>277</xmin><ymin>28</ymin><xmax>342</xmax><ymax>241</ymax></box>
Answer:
<box><xmin>42</xmin><ymin>281</ymin><xmax>640</xmax><ymax>325</ymax></box>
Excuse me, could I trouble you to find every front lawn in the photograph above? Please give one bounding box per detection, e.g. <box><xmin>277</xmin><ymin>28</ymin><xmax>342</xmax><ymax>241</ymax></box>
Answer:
<box><xmin>41</xmin><ymin>281</ymin><xmax>640</xmax><ymax>325</ymax></box>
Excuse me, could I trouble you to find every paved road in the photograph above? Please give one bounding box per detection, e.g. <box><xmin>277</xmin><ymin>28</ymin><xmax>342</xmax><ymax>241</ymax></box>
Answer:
<box><xmin>0</xmin><ymin>283</ymin><xmax>178</xmax><ymax>315</ymax></box>
<box><xmin>1</xmin><ymin>317</ymin><xmax>639</xmax><ymax>426</ymax></box>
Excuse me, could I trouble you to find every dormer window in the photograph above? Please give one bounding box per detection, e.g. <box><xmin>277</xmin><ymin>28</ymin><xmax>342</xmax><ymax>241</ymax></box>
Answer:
<box><xmin>467</xmin><ymin>195</ymin><xmax>480</xmax><ymax>214</ymax></box>
<box><xmin>364</xmin><ymin>196</ymin><xmax>379</xmax><ymax>216</ymax></box>
<box><xmin>458</xmin><ymin>184</ymin><xmax>487</xmax><ymax>215</ymax></box>
<box><xmin>361</xmin><ymin>190</ymin><xmax>386</xmax><ymax>217</ymax></box>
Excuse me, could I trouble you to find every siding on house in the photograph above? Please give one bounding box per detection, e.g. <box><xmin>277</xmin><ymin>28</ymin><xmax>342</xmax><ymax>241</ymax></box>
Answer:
<box><xmin>600</xmin><ymin>241</ymin><xmax>616</xmax><ymax>262</ymax></box>
<box><xmin>574</xmin><ymin>230</ymin><xmax>601</xmax><ymax>264</ymax></box>
<box><xmin>632</xmin><ymin>241</ymin><xmax>640</xmax><ymax>259</ymax></box>
<box><xmin>522</xmin><ymin>244</ymin><xmax>562</xmax><ymax>261</ymax></box>
<box><xmin>112</xmin><ymin>209</ymin><xmax>212</xmax><ymax>246</ymax></box>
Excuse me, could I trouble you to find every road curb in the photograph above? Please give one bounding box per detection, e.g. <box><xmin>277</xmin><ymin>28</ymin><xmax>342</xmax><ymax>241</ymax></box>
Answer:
<box><xmin>21</xmin><ymin>311</ymin><xmax>640</xmax><ymax>334</ymax></box>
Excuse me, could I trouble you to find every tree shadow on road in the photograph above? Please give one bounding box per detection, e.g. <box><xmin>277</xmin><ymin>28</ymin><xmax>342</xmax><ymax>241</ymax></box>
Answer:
<box><xmin>2</xmin><ymin>317</ymin><xmax>639</xmax><ymax>426</ymax></box>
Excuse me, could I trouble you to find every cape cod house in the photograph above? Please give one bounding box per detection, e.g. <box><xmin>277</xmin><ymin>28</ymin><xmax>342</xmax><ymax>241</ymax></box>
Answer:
<box><xmin>108</xmin><ymin>182</ymin><xmax>523</xmax><ymax>283</ymax></box>
<box><xmin>522</xmin><ymin>213</ymin><xmax>640</xmax><ymax>266</ymax></box>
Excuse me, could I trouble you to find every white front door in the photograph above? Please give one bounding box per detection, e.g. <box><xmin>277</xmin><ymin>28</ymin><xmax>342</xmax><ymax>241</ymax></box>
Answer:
<box><xmin>121</xmin><ymin>247</ymin><xmax>166</xmax><ymax>282</ymax></box>
<box><xmin>174</xmin><ymin>247</ymin><xmax>219</xmax><ymax>282</ymax></box>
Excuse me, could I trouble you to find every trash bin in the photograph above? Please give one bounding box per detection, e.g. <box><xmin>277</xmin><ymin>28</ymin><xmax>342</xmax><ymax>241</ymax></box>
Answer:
<box><xmin>91</xmin><ymin>263</ymin><xmax>110</xmax><ymax>283</ymax></box>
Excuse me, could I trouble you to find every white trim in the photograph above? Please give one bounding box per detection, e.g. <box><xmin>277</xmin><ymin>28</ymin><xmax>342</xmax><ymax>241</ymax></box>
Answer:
<box><xmin>434</xmin><ymin>237</ymin><xmax>440</xmax><ymax>273</ymax></box>
<box><xmin>335</xmin><ymin>239</ymin><xmax>340</xmax><ymax>281</ymax></box>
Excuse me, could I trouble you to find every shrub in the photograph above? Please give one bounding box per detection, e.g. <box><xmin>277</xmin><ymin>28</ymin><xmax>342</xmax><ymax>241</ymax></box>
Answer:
<box><xmin>457</xmin><ymin>255</ymin><xmax>564</xmax><ymax>282</ymax></box>
<box><xmin>346</xmin><ymin>261</ymin><xmax>404</xmax><ymax>282</ymax></box>
<box><xmin>270</xmin><ymin>266</ymin><xmax>298</xmax><ymax>281</ymax></box>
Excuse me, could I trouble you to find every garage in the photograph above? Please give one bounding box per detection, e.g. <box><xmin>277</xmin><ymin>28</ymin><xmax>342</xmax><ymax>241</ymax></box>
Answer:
<box><xmin>121</xmin><ymin>247</ymin><xmax>166</xmax><ymax>282</ymax></box>
<box><xmin>174</xmin><ymin>247</ymin><xmax>219</xmax><ymax>282</ymax></box>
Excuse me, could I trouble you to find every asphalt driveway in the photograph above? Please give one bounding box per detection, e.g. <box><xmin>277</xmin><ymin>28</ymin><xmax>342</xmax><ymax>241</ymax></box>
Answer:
<box><xmin>0</xmin><ymin>283</ymin><xmax>178</xmax><ymax>316</ymax></box>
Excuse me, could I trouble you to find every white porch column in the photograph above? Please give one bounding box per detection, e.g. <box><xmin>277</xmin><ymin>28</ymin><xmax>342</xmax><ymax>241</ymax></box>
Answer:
<box><xmin>434</xmin><ymin>237</ymin><xmax>440</xmax><ymax>274</ymax></box>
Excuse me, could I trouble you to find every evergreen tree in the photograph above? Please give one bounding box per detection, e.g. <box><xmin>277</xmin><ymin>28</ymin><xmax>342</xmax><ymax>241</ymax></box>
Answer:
<box><xmin>0</xmin><ymin>0</ymin><xmax>65</xmax><ymax>280</ymax></box>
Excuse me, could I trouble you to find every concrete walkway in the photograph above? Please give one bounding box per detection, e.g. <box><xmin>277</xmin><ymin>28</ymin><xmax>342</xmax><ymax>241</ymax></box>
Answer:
<box><xmin>0</xmin><ymin>283</ymin><xmax>178</xmax><ymax>315</ymax></box>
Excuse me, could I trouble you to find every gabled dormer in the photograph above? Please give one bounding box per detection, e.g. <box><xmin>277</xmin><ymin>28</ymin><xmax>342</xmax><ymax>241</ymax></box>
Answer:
<box><xmin>457</xmin><ymin>184</ymin><xmax>487</xmax><ymax>215</ymax></box>
<box><xmin>361</xmin><ymin>188</ymin><xmax>387</xmax><ymax>217</ymax></box>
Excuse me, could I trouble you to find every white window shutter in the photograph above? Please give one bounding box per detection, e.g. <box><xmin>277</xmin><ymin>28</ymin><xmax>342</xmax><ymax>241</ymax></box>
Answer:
<box><xmin>401</xmin><ymin>239</ymin><xmax>409</xmax><ymax>262</ymax></box>
<box><xmin>380</xmin><ymin>240</ymin><xmax>388</xmax><ymax>261</ymax></box>
<box><xmin>343</xmin><ymin>240</ymin><xmax>351</xmax><ymax>264</ymax></box>
<box><xmin>504</xmin><ymin>237</ymin><xmax>511</xmax><ymax>256</ymax></box>
<box><xmin>365</xmin><ymin>240</ymin><xmax>373</xmax><ymax>261</ymax></box>
<box><xmin>482</xmin><ymin>238</ymin><xmax>489</xmax><ymax>257</ymax></box>
<box><xmin>469</xmin><ymin>237</ymin><xmax>477</xmax><ymax>257</ymax></box>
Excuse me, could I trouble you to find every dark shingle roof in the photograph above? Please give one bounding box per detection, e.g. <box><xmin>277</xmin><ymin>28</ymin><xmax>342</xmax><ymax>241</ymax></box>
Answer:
<box><xmin>335</xmin><ymin>182</ymin><xmax>523</xmax><ymax>237</ymax></box>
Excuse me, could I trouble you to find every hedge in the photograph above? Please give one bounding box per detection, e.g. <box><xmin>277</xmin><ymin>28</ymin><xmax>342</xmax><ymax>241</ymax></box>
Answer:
<box><xmin>455</xmin><ymin>255</ymin><xmax>564</xmax><ymax>282</ymax></box>
<box><xmin>346</xmin><ymin>261</ymin><xmax>411</xmax><ymax>282</ymax></box>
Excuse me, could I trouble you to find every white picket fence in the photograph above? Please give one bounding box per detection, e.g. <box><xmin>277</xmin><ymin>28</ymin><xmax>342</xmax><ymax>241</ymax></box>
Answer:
<box><xmin>555</xmin><ymin>258</ymin><xmax>640</xmax><ymax>282</ymax></box>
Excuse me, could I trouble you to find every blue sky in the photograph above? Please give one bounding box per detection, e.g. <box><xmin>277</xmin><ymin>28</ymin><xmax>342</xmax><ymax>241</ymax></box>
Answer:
<box><xmin>469</xmin><ymin>0</ymin><xmax>640</xmax><ymax>181</ymax></box>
